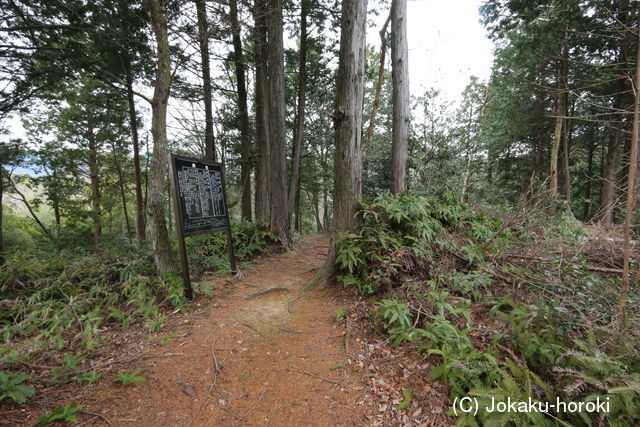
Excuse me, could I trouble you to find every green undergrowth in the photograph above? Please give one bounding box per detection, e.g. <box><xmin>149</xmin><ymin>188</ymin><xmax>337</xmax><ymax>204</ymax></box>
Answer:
<box><xmin>0</xmin><ymin>221</ymin><xmax>273</xmax><ymax>405</ymax></box>
<box><xmin>336</xmin><ymin>191</ymin><xmax>640</xmax><ymax>426</ymax></box>
<box><xmin>186</xmin><ymin>220</ymin><xmax>277</xmax><ymax>275</ymax></box>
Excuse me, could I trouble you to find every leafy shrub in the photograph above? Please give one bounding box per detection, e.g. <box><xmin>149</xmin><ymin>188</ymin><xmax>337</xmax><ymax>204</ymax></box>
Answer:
<box><xmin>0</xmin><ymin>220</ymin><xmax>274</xmax><ymax>372</ymax></box>
<box><xmin>419</xmin><ymin>316</ymin><xmax>500</xmax><ymax>398</ymax></box>
<box><xmin>187</xmin><ymin>221</ymin><xmax>276</xmax><ymax>274</ymax></box>
<box><xmin>335</xmin><ymin>191</ymin><xmax>511</xmax><ymax>295</ymax></box>
<box><xmin>336</xmin><ymin>193</ymin><xmax>639</xmax><ymax>425</ymax></box>
<box><xmin>376</xmin><ymin>299</ymin><xmax>414</xmax><ymax>346</ymax></box>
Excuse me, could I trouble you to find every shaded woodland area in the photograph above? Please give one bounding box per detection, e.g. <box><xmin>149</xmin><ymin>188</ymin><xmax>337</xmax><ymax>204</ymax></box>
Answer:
<box><xmin>0</xmin><ymin>0</ymin><xmax>639</xmax><ymax>425</ymax></box>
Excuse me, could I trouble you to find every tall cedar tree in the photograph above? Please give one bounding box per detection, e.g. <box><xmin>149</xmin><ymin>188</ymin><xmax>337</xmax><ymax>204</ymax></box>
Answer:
<box><xmin>145</xmin><ymin>0</ymin><xmax>175</xmax><ymax>274</ymax></box>
<box><xmin>288</xmin><ymin>0</ymin><xmax>309</xmax><ymax>225</ymax></box>
<box><xmin>195</xmin><ymin>0</ymin><xmax>216</xmax><ymax>162</ymax></box>
<box><xmin>253</xmin><ymin>0</ymin><xmax>271</xmax><ymax>220</ymax></box>
<box><xmin>614</xmin><ymin>12</ymin><xmax>640</xmax><ymax>349</ymax></box>
<box><xmin>267</xmin><ymin>0</ymin><xmax>291</xmax><ymax>247</ymax></box>
<box><xmin>230</xmin><ymin>0</ymin><xmax>252</xmax><ymax>221</ymax></box>
<box><xmin>308</xmin><ymin>0</ymin><xmax>367</xmax><ymax>288</ymax></box>
<box><xmin>390</xmin><ymin>0</ymin><xmax>409</xmax><ymax>194</ymax></box>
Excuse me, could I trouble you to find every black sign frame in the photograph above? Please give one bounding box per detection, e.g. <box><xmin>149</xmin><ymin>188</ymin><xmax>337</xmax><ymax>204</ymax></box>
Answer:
<box><xmin>168</xmin><ymin>153</ymin><xmax>237</xmax><ymax>300</ymax></box>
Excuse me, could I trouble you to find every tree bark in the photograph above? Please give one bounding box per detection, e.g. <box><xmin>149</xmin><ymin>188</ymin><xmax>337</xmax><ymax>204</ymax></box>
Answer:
<box><xmin>366</xmin><ymin>13</ymin><xmax>391</xmax><ymax>145</ymax></box>
<box><xmin>613</xmin><ymin>19</ymin><xmax>640</xmax><ymax>349</ymax></box>
<box><xmin>583</xmin><ymin>130</ymin><xmax>595</xmax><ymax>220</ymax></box>
<box><xmin>390</xmin><ymin>0</ymin><xmax>409</xmax><ymax>194</ymax></box>
<box><xmin>600</xmin><ymin>125</ymin><xmax>620</xmax><ymax>225</ymax></box>
<box><xmin>294</xmin><ymin>177</ymin><xmax>301</xmax><ymax>232</ymax></box>
<box><xmin>308</xmin><ymin>0</ymin><xmax>367</xmax><ymax>289</ymax></box>
<box><xmin>288</xmin><ymin>0</ymin><xmax>308</xmax><ymax>222</ymax></box>
<box><xmin>253</xmin><ymin>0</ymin><xmax>270</xmax><ymax>220</ymax></box>
<box><xmin>559</xmin><ymin>95</ymin><xmax>572</xmax><ymax>203</ymax></box>
<box><xmin>307</xmin><ymin>187</ymin><xmax>323</xmax><ymax>233</ymax></box>
<box><xmin>87</xmin><ymin>126</ymin><xmax>102</xmax><ymax>249</ymax></box>
<box><xmin>230</xmin><ymin>0</ymin><xmax>252</xmax><ymax>221</ymax></box>
<box><xmin>549</xmin><ymin>43</ymin><xmax>567</xmax><ymax>196</ymax></box>
<box><xmin>124</xmin><ymin>67</ymin><xmax>146</xmax><ymax>241</ymax></box>
<box><xmin>266</xmin><ymin>0</ymin><xmax>290</xmax><ymax>247</ymax></box>
<box><xmin>195</xmin><ymin>0</ymin><xmax>216</xmax><ymax>163</ymax></box>
<box><xmin>145</xmin><ymin>0</ymin><xmax>175</xmax><ymax>274</ymax></box>
<box><xmin>110</xmin><ymin>144</ymin><xmax>132</xmax><ymax>239</ymax></box>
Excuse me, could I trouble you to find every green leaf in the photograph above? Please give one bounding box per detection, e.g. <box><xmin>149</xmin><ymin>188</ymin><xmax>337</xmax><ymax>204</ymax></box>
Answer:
<box><xmin>396</xmin><ymin>389</ymin><xmax>413</xmax><ymax>411</ymax></box>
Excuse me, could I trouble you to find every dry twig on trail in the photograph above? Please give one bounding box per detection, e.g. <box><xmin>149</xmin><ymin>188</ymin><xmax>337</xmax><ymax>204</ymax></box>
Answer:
<box><xmin>238</xmin><ymin>389</ymin><xmax>267</xmax><ymax>421</ymax></box>
<box><xmin>79</xmin><ymin>410</ymin><xmax>112</xmax><ymax>426</ymax></box>
<box><xmin>241</xmin><ymin>323</ymin><xmax>260</xmax><ymax>333</ymax></box>
<box><xmin>287</xmin><ymin>294</ymin><xmax>305</xmax><ymax>313</ymax></box>
<box><xmin>189</xmin><ymin>338</ymin><xmax>222</xmax><ymax>426</ymax></box>
<box><xmin>277</xmin><ymin>326</ymin><xmax>307</xmax><ymax>334</ymax></box>
<box><xmin>242</xmin><ymin>286</ymin><xmax>289</xmax><ymax>300</ymax></box>
<box><xmin>345</xmin><ymin>309</ymin><xmax>350</xmax><ymax>356</ymax></box>
<box><xmin>289</xmin><ymin>365</ymin><xmax>340</xmax><ymax>384</ymax></box>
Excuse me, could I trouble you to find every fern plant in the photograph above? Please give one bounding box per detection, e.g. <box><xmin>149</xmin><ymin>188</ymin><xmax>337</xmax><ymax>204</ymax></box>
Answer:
<box><xmin>76</xmin><ymin>370</ymin><xmax>100</xmax><ymax>384</ymax></box>
<box><xmin>419</xmin><ymin>316</ymin><xmax>499</xmax><ymax>398</ymax></box>
<box><xmin>471</xmin><ymin>358</ymin><xmax>555</xmax><ymax>427</ymax></box>
<box><xmin>113</xmin><ymin>368</ymin><xmax>145</xmax><ymax>384</ymax></box>
<box><xmin>38</xmin><ymin>403</ymin><xmax>83</xmax><ymax>425</ymax></box>
<box><xmin>0</xmin><ymin>371</ymin><xmax>35</xmax><ymax>404</ymax></box>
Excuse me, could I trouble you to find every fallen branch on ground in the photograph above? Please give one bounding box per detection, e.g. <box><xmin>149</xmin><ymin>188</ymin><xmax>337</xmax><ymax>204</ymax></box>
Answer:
<box><xmin>289</xmin><ymin>365</ymin><xmax>340</xmax><ymax>384</ymax></box>
<box><xmin>242</xmin><ymin>286</ymin><xmax>289</xmax><ymax>300</ymax></box>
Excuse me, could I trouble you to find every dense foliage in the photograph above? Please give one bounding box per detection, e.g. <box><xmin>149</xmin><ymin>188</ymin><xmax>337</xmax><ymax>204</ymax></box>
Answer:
<box><xmin>336</xmin><ymin>193</ymin><xmax>640</xmax><ymax>425</ymax></box>
<box><xmin>0</xmin><ymin>221</ymin><xmax>274</xmax><ymax>398</ymax></box>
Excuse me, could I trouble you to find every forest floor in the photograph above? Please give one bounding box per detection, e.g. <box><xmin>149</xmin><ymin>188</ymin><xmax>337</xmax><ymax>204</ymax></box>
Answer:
<box><xmin>8</xmin><ymin>235</ymin><xmax>452</xmax><ymax>426</ymax></box>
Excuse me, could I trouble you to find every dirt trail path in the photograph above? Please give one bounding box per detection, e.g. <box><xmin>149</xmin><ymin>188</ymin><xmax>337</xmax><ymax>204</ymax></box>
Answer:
<box><xmin>87</xmin><ymin>235</ymin><xmax>370</xmax><ymax>426</ymax></box>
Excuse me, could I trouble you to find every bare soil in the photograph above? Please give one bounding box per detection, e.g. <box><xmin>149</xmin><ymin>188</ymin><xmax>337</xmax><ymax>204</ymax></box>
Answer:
<box><xmin>5</xmin><ymin>235</ymin><xmax>453</xmax><ymax>426</ymax></box>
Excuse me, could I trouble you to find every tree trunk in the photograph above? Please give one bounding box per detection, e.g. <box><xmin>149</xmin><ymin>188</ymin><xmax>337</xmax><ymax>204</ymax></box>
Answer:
<box><xmin>51</xmin><ymin>169</ymin><xmax>61</xmax><ymax>235</ymax></box>
<box><xmin>614</xmin><ymin>21</ymin><xmax>640</xmax><ymax>349</ymax></box>
<box><xmin>266</xmin><ymin>0</ymin><xmax>290</xmax><ymax>247</ymax></box>
<box><xmin>87</xmin><ymin>126</ymin><xmax>102</xmax><ymax>249</ymax></box>
<box><xmin>294</xmin><ymin>177</ymin><xmax>302</xmax><ymax>232</ymax></box>
<box><xmin>550</xmin><ymin>44</ymin><xmax>567</xmax><ymax>196</ymax></box>
<box><xmin>366</xmin><ymin>13</ymin><xmax>391</xmax><ymax>145</ymax></box>
<box><xmin>550</xmin><ymin>37</ymin><xmax>568</xmax><ymax>196</ymax></box>
<box><xmin>230</xmin><ymin>0</ymin><xmax>252</xmax><ymax>221</ymax></box>
<box><xmin>195</xmin><ymin>0</ymin><xmax>216</xmax><ymax>163</ymax></box>
<box><xmin>125</xmin><ymin>65</ymin><xmax>146</xmax><ymax>241</ymax></box>
<box><xmin>111</xmin><ymin>145</ymin><xmax>132</xmax><ymax>240</ymax></box>
<box><xmin>583</xmin><ymin>131</ymin><xmax>595</xmax><ymax>220</ymax></box>
<box><xmin>308</xmin><ymin>187</ymin><xmax>323</xmax><ymax>233</ymax></box>
<box><xmin>145</xmin><ymin>0</ymin><xmax>175</xmax><ymax>274</ymax></box>
<box><xmin>288</xmin><ymin>0</ymin><xmax>308</xmax><ymax>222</ymax></box>
<box><xmin>308</xmin><ymin>0</ymin><xmax>367</xmax><ymax>289</ymax></box>
<box><xmin>322</xmin><ymin>178</ymin><xmax>328</xmax><ymax>230</ymax></box>
<box><xmin>390</xmin><ymin>0</ymin><xmax>409</xmax><ymax>194</ymax></box>
<box><xmin>559</xmin><ymin>94</ymin><xmax>573</xmax><ymax>203</ymax></box>
<box><xmin>600</xmin><ymin>126</ymin><xmax>619</xmax><ymax>225</ymax></box>
<box><xmin>253</xmin><ymin>0</ymin><xmax>270</xmax><ymax>221</ymax></box>
<box><xmin>5</xmin><ymin>172</ymin><xmax>51</xmax><ymax>238</ymax></box>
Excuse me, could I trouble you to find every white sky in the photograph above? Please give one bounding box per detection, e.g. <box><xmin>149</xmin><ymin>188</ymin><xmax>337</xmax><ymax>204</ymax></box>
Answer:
<box><xmin>403</xmin><ymin>0</ymin><xmax>493</xmax><ymax>101</ymax></box>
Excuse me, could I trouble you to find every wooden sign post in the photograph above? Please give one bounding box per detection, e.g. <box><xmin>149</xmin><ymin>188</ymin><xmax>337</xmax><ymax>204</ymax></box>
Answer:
<box><xmin>168</xmin><ymin>153</ymin><xmax>237</xmax><ymax>301</ymax></box>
